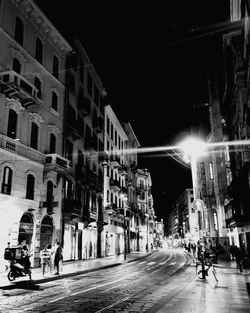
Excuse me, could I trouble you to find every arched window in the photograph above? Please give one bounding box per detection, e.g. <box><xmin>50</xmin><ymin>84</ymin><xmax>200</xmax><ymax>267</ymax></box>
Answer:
<box><xmin>35</xmin><ymin>38</ymin><xmax>43</xmax><ymax>63</ymax></box>
<box><xmin>26</xmin><ymin>174</ymin><xmax>35</xmax><ymax>200</ymax></box>
<box><xmin>49</xmin><ymin>133</ymin><xmax>56</xmax><ymax>153</ymax></box>
<box><xmin>30</xmin><ymin>122</ymin><xmax>38</xmax><ymax>149</ymax></box>
<box><xmin>53</xmin><ymin>55</ymin><xmax>59</xmax><ymax>79</ymax></box>
<box><xmin>7</xmin><ymin>109</ymin><xmax>17</xmax><ymax>139</ymax></box>
<box><xmin>1</xmin><ymin>166</ymin><xmax>13</xmax><ymax>194</ymax></box>
<box><xmin>14</xmin><ymin>17</ymin><xmax>24</xmax><ymax>46</ymax></box>
<box><xmin>51</xmin><ymin>91</ymin><xmax>58</xmax><ymax>111</ymax></box>
<box><xmin>12</xmin><ymin>58</ymin><xmax>21</xmax><ymax>74</ymax></box>
<box><xmin>34</xmin><ymin>77</ymin><xmax>42</xmax><ymax>99</ymax></box>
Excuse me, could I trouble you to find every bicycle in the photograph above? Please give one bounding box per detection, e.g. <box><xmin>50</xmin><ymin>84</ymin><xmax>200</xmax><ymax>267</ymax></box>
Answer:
<box><xmin>195</xmin><ymin>255</ymin><xmax>218</xmax><ymax>282</ymax></box>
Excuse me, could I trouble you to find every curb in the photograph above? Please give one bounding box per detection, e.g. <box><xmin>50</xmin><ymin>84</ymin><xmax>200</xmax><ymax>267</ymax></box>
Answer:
<box><xmin>0</xmin><ymin>252</ymin><xmax>154</xmax><ymax>290</ymax></box>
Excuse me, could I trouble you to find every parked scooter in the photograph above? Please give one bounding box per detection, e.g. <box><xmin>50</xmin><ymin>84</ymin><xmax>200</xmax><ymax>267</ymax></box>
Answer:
<box><xmin>7</xmin><ymin>259</ymin><xmax>32</xmax><ymax>281</ymax></box>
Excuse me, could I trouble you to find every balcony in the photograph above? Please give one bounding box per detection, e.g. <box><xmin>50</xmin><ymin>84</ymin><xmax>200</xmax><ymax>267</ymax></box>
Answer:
<box><xmin>44</xmin><ymin>154</ymin><xmax>71</xmax><ymax>174</ymax></box>
<box><xmin>0</xmin><ymin>134</ymin><xmax>44</xmax><ymax>165</ymax></box>
<box><xmin>0</xmin><ymin>70</ymin><xmax>39</xmax><ymax>108</ymax></box>
<box><xmin>110</xmin><ymin>154</ymin><xmax>121</xmax><ymax>168</ymax></box>
<box><xmin>103</xmin><ymin>212</ymin><xmax>110</xmax><ymax>225</ymax></box>
<box><xmin>89</xmin><ymin>207</ymin><xmax>98</xmax><ymax>221</ymax></box>
<box><xmin>78</xmin><ymin>96</ymin><xmax>91</xmax><ymax>117</ymax></box>
<box><xmin>39</xmin><ymin>197</ymin><xmax>58</xmax><ymax>215</ymax></box>
<box><xmin>93</xmin><ymin>117</ymin><xmax>104</xmax><ymax>133</ymax></box>
<box><xmin>118</xmin><ymin>164</ymin><xmax>127</xmax><ymax>176</ymax></box>
<box><xmin>98</xmin><ymin>151</ymin><xmax>109</xmax><ymax>164</ymax></box>
<box><xmin>109</xmin><ymin>179</ymin><xmax>121</xmax><ymax>192</ymax></box>
<box><xmin>62</xmin><ymin>198</ymin><xmax>82</xmax><ymax>218</ymax></box>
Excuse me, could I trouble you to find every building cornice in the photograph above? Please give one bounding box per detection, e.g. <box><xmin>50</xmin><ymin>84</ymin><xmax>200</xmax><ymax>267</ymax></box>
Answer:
<box><xmin>12</xmin><ymin>0</ymin><xmax>72</xmax><ymax>55</ymax></box>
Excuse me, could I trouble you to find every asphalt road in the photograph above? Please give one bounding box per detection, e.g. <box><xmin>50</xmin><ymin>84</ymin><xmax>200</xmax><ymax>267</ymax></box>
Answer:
<box><xmin>0</xmin><ymin>249</ymin><xmax>193</xmax><ymax>312</ymax></box>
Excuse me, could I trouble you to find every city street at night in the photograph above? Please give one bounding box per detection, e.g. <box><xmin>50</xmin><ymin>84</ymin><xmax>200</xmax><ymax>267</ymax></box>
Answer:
<box><xmin>0</xmin><ymin>249</ymin><xmax>250</xmax><ymax>312</ymax></box>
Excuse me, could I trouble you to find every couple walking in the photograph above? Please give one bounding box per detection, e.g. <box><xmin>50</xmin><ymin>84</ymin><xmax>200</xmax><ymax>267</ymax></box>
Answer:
<box><xmin>40</xmin><ymin>242</ymin><xmax>63</xmax><ymax>275</ymax></box>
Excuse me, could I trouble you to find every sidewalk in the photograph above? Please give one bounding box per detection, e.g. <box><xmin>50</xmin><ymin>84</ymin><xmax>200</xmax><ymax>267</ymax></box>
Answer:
<box><xmin>0</xmin><ymin>251</ymin><xmax>152</xmax><ymax>289</ymax></box>
<box><xmin>156</xmin><ymin>256</ymin><xmax>250</xmax><ymax>313</ymax></box>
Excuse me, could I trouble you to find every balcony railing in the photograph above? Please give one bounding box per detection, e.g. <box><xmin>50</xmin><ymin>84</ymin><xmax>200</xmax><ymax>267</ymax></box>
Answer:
<box><xmin>109</xmin><ymin>179</ymin><xmax>121</xmax><ymax>192</ymax></box>
<box><xmin>0</xmin><ymin>70</ymin><xmax>39</xmax><ymax>108</ymax></box>
<box><xmin>110</xmin><ymin>154</ymin><xmax>121</xmax><ymax>168</ymax></box>
<box><xmin>118</xmin><ymin>164</ymin><xmax>127</xmax><ymax>176</ymax></box>
<box><xmin>0</xmin><ymin>134</ymin><xmax>44</xmax><ymax>164</ymax></box>
<box><xmin>45</xmin><ymin>153</ymin><xmax>71</xmax><ymax>173</ymax></box>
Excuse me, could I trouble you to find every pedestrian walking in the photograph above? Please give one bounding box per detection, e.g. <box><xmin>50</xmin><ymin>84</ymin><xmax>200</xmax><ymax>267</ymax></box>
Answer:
<box><xmin>21</xmin><ymin>245</ymin><xmax>32</xmax><ymax>273</ymax></box>
<box><xmin>54</xmin><ymin>242</ymin><xmax>63</xmax><ymax>275</ymax></box>
<box><xmin>39</xmin><ymin>245</ymin><xmax>51</xmax><ymax>275</ymax></box>
<box><xmin>47</xmin><ymin>244</ymin><xmax>54</xmax><ymax>274</ymax></box>
<box><xmin>235</xmin><ymin>246</ymin><xmax>245</xmax><ymax>273</ymax></box>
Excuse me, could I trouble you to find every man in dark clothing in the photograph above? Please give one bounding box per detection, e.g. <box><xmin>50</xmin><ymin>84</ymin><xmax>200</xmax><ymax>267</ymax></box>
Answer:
<box><xmin>235</xmin><ymin>246</ymin><xmax>245</xmax><ymax>272</ymax></box>
<box><xmin>54</xmin><ymin>242</ymin><xmax>62</xmax><ymax>275</ymax></box>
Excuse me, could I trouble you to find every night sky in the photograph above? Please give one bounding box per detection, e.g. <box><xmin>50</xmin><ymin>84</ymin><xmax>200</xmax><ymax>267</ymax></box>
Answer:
<box><xmin>34</xmin><ymin>0</ymin><xmax>229</xmax><ymax>220</ymax></box>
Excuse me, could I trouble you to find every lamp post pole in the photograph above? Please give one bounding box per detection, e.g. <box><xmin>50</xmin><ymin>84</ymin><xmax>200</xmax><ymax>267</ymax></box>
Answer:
<box><xmin>124</xmin><ymin>206</ymin><xmax>127</xmax><ymax>260</ymax></box>
<box><xmin>190</xmin><ymin>155</ymin><xmax>206</xmax><ymax>279</ymax></box>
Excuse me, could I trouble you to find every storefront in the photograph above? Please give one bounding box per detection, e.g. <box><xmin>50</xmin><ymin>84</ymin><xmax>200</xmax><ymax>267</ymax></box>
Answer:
<box><xmin>18</xmin><ymin>213</ymin><xmax>34</xmax><ymax>248</ymax></box>
<box><xmin>40</xmin><ymin>215</ymin><xmax>53</xmax><ymax>250</ymax></box>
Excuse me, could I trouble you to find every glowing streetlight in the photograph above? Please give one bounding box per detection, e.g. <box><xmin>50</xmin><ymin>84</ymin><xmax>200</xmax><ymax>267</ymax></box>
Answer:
<box><xmin>179</xmin><ymin>136</ymin><xmax>207</xmax><ymax>279</ymax></box>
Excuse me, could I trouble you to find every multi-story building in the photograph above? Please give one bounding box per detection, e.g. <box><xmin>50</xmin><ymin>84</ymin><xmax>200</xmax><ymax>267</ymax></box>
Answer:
<box><xmin>103</xmin><ymin>105</ymin><xmax>129</xmax><ymax>256</ymax></box>
<box><xmin>0</xmin><ymin>0</ymin><xmax>71</xmax><ymax>268</ymax></box>
<box><xmin>123</xmin><ymin>122</ymin><xmax>140</xmax><ymax>252</ymax></box>
<box><xmin>62</xmin><ymin>39</ymin><xmax>107</xmax><ymax>261</ymax></box>
<box><xmin>136</xmin><ymin>168</ymin><xmax>153</xmax><ymax>251</ymax></box>
<box><xmin>220</xmin><ymin>0</ymin><xmax>250</xmax><ymax>257</ymax></box>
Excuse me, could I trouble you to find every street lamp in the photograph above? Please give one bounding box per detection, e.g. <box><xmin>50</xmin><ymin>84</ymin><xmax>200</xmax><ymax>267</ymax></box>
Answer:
<box><xmin>179</xmin><ymin>136</ymin><xmax>207</xmax><ymax>279</ymax></box>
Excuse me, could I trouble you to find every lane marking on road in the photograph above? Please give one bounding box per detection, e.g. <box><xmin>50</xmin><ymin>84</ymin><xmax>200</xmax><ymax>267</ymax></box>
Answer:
<box><xmin>104</xmin><ymin>283</ymin><xmax>124</xmax><ymax>292</ymax></box>
<box><xmin>169</xmin><ymin>262</ymin><xmax>176</xmax><ymax>265</ymax></box>
<box><xmin>46</xmin><ymin>272</ymin><xmax>138</xmax><ymax>300</ymax></box>
<box><xmin>95</xmin><ymin>296</ymin><xmax>130</xmax><ymax>313</ymax></box>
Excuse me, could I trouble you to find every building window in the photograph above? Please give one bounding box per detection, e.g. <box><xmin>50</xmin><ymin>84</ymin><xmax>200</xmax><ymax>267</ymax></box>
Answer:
<box><xmin>35</xmin><ymin>38</ymin><xmax>43</xmax><ymax>63</ymax></box>
<box><xmin>7</xmin><ymin>109</ymin><xmax>17</xmax><ymax>139</ymax></box>
<box><xmin>34</xmin><ymin>77</ymin><xmax>42</xmax><ymax>99</ymax></box>
<box><xmin>30</xmin><ymin>122</ymin><xmax>38</xmax><ymax>150</ymax></box>
<box><xmin>53</xmin><ymin>55</ymin><xmax>59</xmax><ymax>79</ymax></box>
<box><xmin>26</xmin><ymin>174</ymin><xmax>35</xmax><ymax>200</ymax></box>
<box><xmin>51</xmin><ymin>91</ymin><xmax>58</xmax><ymax>111</ymax></box>
<box><xmin>13</xmin><ymin>58</ymin><xmax>21</xmax><ymax>74</ymax></box>
<box><xmin>106</xmin><ymin>117</ymin><xmax>110</xmax><ymax>135</ymax></box>
<box><xmin>14</xmin><ymin>17</ymin><xmax>24</xmax><ymax>46</ymax></box>
<box><xmin>68</xmin><ymin>72</ymin><xmax>75</xmax><ymax>94</ymax></box>
<box><xmin>46</xmin><ymin>181</ymin><xmax>54</xmax><ymax>202</ymax></box>
<box><xmin>1</xmin><ymin>166</ymin><xmax>13</xmax><ymax>195</ymax></box>
<box><xmin>87</xmin><ymin>73</ymin><xmax>93</xmax><ymax>96</ymax></box>
<box><xmin>66</xmin><ymin>140</ymin><xmax>73</xmax><ymax>164</ymax></box>
<box><xmin>209</xmin><ymin>162</ymin><xmax>214</xmax><ymax>180</ymax></box>
<box><xmin>49</xmin><ymin>133</ymin><xmax>56</xmax><ymax>153</ymax></box>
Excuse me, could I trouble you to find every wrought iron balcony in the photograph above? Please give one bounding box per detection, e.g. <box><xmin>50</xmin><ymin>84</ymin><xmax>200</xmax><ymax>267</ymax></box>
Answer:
<box><xmin>89</xmin><ymin>207</ymin><xmax>98</xmax><ymax>221</ymax></box>
<box><xmin>109</xmin><ymin>179</ymin><xmax>121</xmax><ymax>192</ymax></box>
<box><xmin>44</xmin><ymin>153</ymin><xmax>71</xmax><ymax>173</ymax></box>
<box><xmin>0</xmin><ymin>70</ymin><xmax>39</xmax><ymax>108</ymax></box>
<box><xmin>93</xmin><ymin>117</ymin><xmax>104</xmax><ymax>133</ymax></box>
<box><xmin>39</xmin><ymin>196</ymin><xmax>58</xmax><ymax>215</ymax></box>
<box><xmin>118</xmin><ymin>164</ymin><xmax>127</xmax><ymax>176</ymax></box>
<box><xmin>110</xmin><ymin>154</ymin><xmax>121</xmax><ymax>168</ymax></box>
<box><xmin>78</xmin><ymin>96</ymin><xmax>91</xmax><ymax>117</ymax></box>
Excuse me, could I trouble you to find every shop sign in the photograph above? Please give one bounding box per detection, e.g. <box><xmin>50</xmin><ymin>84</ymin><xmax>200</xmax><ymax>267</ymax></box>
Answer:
<box><xmin>19</xmin><ymin>222</ymin><xmax>33</xmax><ymax>234</ymax></box>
